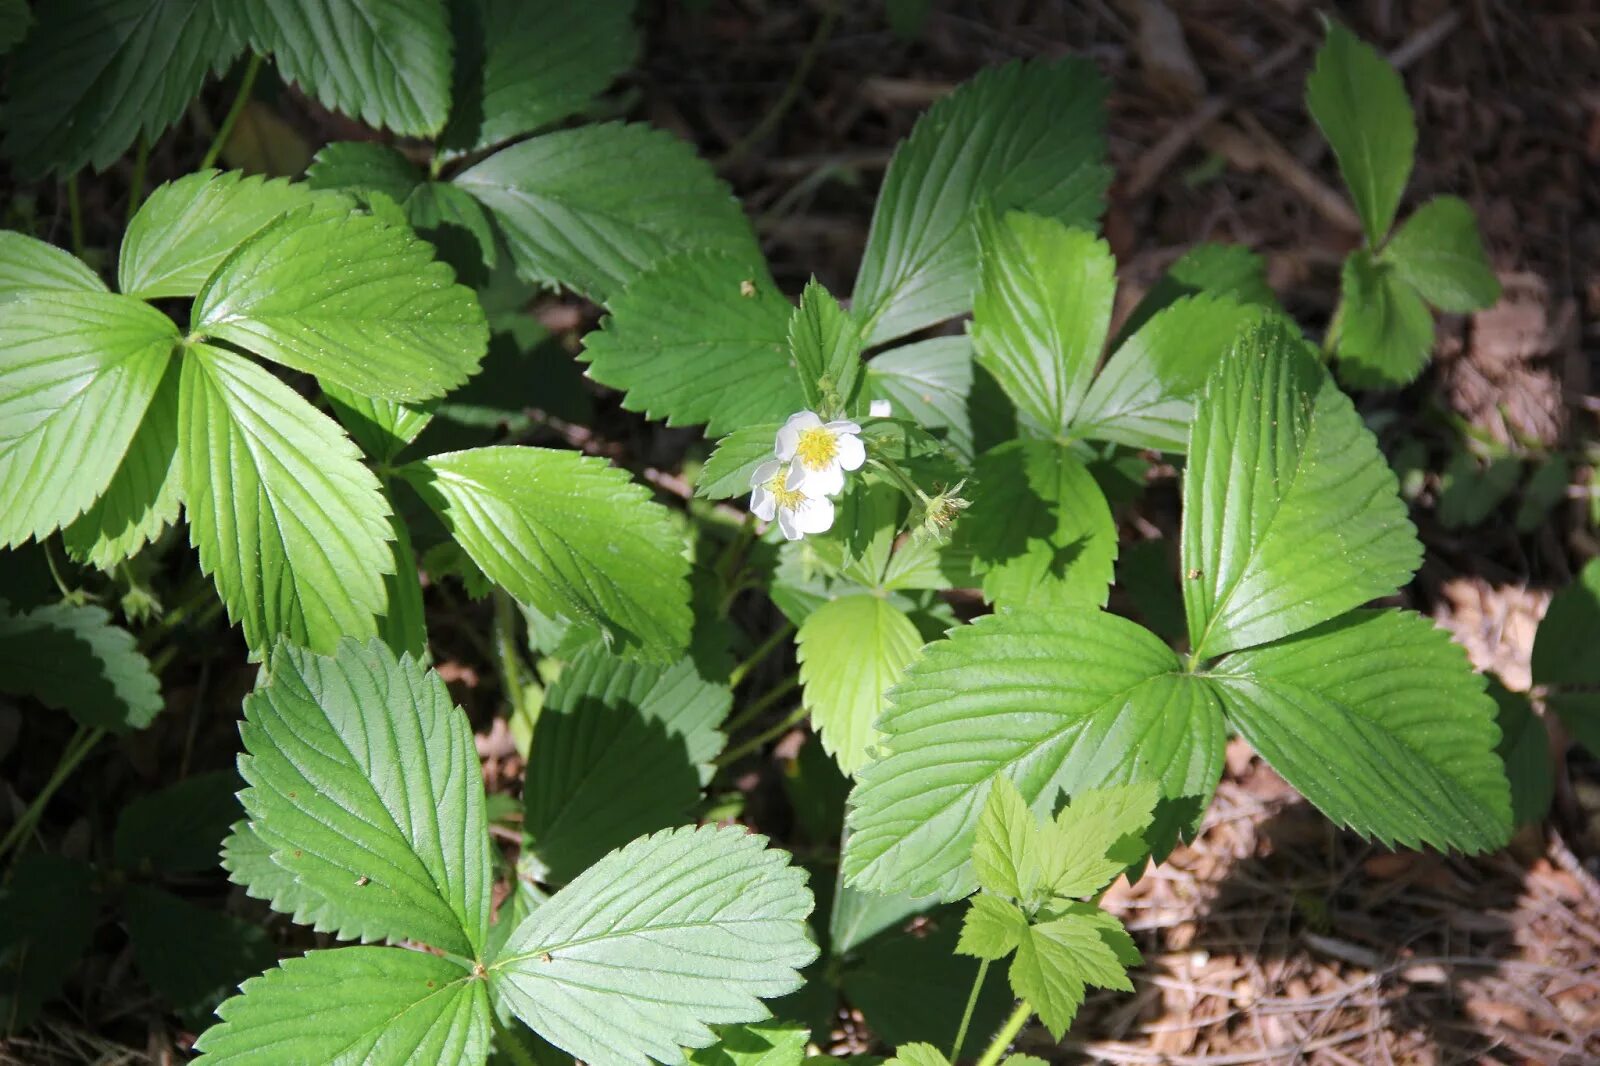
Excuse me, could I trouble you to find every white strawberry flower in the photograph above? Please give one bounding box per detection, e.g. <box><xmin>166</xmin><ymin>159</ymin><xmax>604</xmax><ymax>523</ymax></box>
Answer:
<box><xmin>750</xmin><ymin>460</ymin><xmax>835</xmax><ymax>540</ymax></box>
<box><xmin>775</xmin><ymin>410</ymin><xmax>865</xmax><ymax>497</ymax></box>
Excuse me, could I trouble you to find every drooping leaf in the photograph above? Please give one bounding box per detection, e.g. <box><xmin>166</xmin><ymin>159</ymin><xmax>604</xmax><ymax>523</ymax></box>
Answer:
<box><xmin>790</xmin><ymin>280</ymin><xmax>863</xmax><ymax>414</ymax></box>
<box><xmin>970</xmin><ymin>209</ymin><xmax>1113</xmax><ymax>434</ymax></box>
<box><xmin>1210</xmin><ymin>609</ymin><xmax>1511</xmax><ymax>852</ymax></box>
<box><xmin>193</xmin><ymin>207</ymin><xmax>488</xmax><ymax>403</ymax></box>
<box><xmin>522</xmin><ymin>648</ymin><xmax>730</xmax><ymax>883</ymax></box>
<box><xmin>119</xmin><ymin>169</ymin><xmax>335</xmax><ymax>298</ymax></box>
<box><xmin>1490</xmin><ymin>683</ymin><xmax>1552</xmax><ymax>827</ymax></box>
<box><xmin>236</xmin><ymin>639</ymin><xmax>492</xmax><ymax>956</ymax></box>
<box><xmin>1009</xmin><ymin>907</ymin><xmax>1136</xmax><ymax>1040</ymax></box>
<box><xmin>115</xmin><ymin>769</ymin><xmax>241</xmax><ymax>876</ymax></box>
<box><xmin>1334</xmin><ymin>250</ymin><xmax>1434</xmax><ymax>390</ymax></box>
<box><xmin>442</xmin><ymin>0</ymin><xmax>639</xmax><ymax>153</ymax></box>
<box><xmin>1384</xmin><ymin>195</ymin><xmax>1500</xmax><ymax>313</ymax></box>
<box><xmin>579</xmin><ymin>253</ymin><xmax>800</xmax><ymax>436</ymax></box>
<box><xmin>958</xmin><ymin>439</ymin><xmax>1118</xmax><ymax>611</ymax></box>
<box><xmin>404</xmin><ymin>446</ymin><xmax>691</xmax><ymax>660</ymax></box>
<box><xmin>797</xmin><ymin>593</ymin><xmax>924</xmax><ymax>776</ymax></box>
<box><xmin>179</xmin><ymin>343</ymin><xmax>392</xmax><ymax>654</ymax></box>
<box><xmin>1305</xmin><ymin>20</ymin><xmax>1415</xmax><ymax>245</ymax></box>
<box><xmin>852</xmin><ymin>59</ymin><xmax>1109</xmax><ymax>345</ymax></box>
<box><xmin>956</xmin><ymin>893</ymin><xmax>1027</xmax><ymax>961</ymax></box>
<box><xmin>194</xmin><ymin>947</ymin><xmax>491</xmax><ymax>1065</ymax></box>
<box><xmin>865</xmin><ymin>337</ymin><xmax>979</xmax><ymax>462</ymax></box>
<box><xmin>124</xmin><ymin>886</ymin><xmax>274</xmax><ymax>1027</ymax></box>
<box><xmin>843</xmin><ymin>611</ymin><xmax>1226</xmax><ymax>900</ymax></box>
<box><xmin>0</xmin><ymin>854</ymin><xmax>98</xmax><ymax>1027</ymax></box>
<box><xmin>490</xmin><ymin>825</ymin><xmax>817</xmax><ymax>1066</ymax></box>
<box><xmin>1074</xmin><ymin>295</ymin><xmax>1265</xmax><ymax>452</ymax></box>
<box><xmin>698</xmin><ymin>423</ymin><xmax>783</xmax><ymax>500</ymax></box>
<box><xmin>456</xmin><ymin>123</ymin><xmax>759</xmax><ymax>301</ymax></box>
<box><xmin>1182</xmin><ymin>321</ymin><xmax>1420</xmax><ymax>661</ymax></box>
<box><xmin>0</xmin><ymin>231</ymin><xmax>107</xmax><ymax>299</ymax></box>
<box><xmin>687</xmin><ymin>1022</ymin><xmax>810</xmax><ymax>1066</ymax></box>
<box><xmin>0</xmin><ymin>600</ymin><xmax>163</xmax><ymax>731</ymax></box>
<box><xmin>227</xmin><ymin>0</ymin><xmax>452</xmax><ymax>136</ymax></box>
<box><xmin>62</xmin><ymin>356</ymin><xmax>184</xmax><ymax>569</ymax></box>
<box><xmin>0</xmin><ymin>291</ymin><xmax>177</xmax><ymax>546</ymax></box>
<box><xmin>970</xmin><ymin>775</ymin><xmax>1039</xmax><ymax>901</ymax></box>
<box><xmin>2</xmin><ymin>0</ymin><xmax>242</xmax><ymax>178</ymax></box>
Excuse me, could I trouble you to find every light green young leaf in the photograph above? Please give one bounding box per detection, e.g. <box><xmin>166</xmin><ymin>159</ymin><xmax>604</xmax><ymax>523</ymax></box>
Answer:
<box><xmin>579</xmin><ymin>253</ymin><xmax>801</xmax><ymax>436</ymax></box>
<box><xmin>1010</xmin><ymin>909</ymin><xmax>1135</xmax><ymax>1040</ymax></box>
<box><xmin>193</xmin><ymin>947</ymin><xmax>491</xmax><ymax>1065</ymax></box>
<box><xmin>236</xmin><ymin>639</ymin><xmax>492</xmax><ymax>956</ymax></box>
<box><xmin>698</xmin><ymin>423</ymin><xmax>783</xmax><ymax>500</ymax></box>
<box><xmin>687</xmin><ymin>1022</ymin><xmax>810</xmax><ymax>1066</ymax></box>
<box><xmin>956</xmin><ymin>893</ymin><xmax>1028</xmax><ymax>961</ymax></box>
<box><xmin>63</xmin><ymin>357</ymin><xmax>184</xmax><ymax>569</ymax></box>
<box><xmin>0</xmin><ymin>291</ymin><xmax>177</xmax><ymax>547</ymax></box>
<box><xmin>959</xmin><ymin>439</ymin><xmax>1117</xmax><ymax>611</ymax></box>
<box><xmin>193</xmin><ymin>207</ymin><xmax>488</xmax><ymax>403</ymax></box>
<box><xmin>124</xmin><ymin>885</ymin><xmax>274</xmax><ymax>1028</ymax></box>
<box><xmin>1182</xmin><ymin>320</ymin><xmax>1420</xmax><ymax>661</ymax></box>
<box><xmin>523</xmin><ymin>647</ymin><xmax>730</xmax><ymax>883</ymax></box>
<box><xmin>1074</xmin><ymin>295</ymin><xmax>1265</xmax><ymax>452</ymax></box>
<box><xmin>119</xmin><ymin>169</ymin><xmax>336</xmax><ymax>298</ymax></box>
<box><xmin>1040</xmin><ymin>781</ymin><xmax>1159</xmax><ymax>899</ymax></box>
<box><xmin>865</xmin><ymin>336</ymin><xmax>979</xmax><ymax>462</ymax></box>
<box><xmin>1335</xmin><ymin>250</ymin><xmax>1434</xmax><ymax>390</ymax></box>
<box><xmin>490</xmin><ymin>825</ymin><xmax>817</xmax><ymax>1066</ymax></box>
<box><xmin>1531</xmin><ymin>558</ymin><xmax>1600</xmax><ymax>756</ymax></box>
<box><xmin>885</xmin><ymin>1044</ymin><xmax>949</xmax><ymax>1066</ymax></box>
<box><xmin>180</xmin><ymin>344</ymin><xmax>392</xmax><ymax>654</ymax></box>
<box><xmin>0</xmin><ymin>231</ymin><xmax>107</xmax><ymax>299</ymax></box>
<box><xmin>456</xmin><ymin>123</ymin><xmax>759</xmax><ymax>301</ymax></box>
<box><xmin>323</xmin><ymin>383</ymin><xmax>435</xmax><ymax>464</ymax></box>
<box><xmin>1490</xmin><ymin>683</ymin><xmax>1552</xmax><ymax>828</ymax></box>
<box><xmin>1383</xmin><ymin>195</ymin><xmax>1500</xmax><ymax>313</ymax></box>
<box><xmin>115</xmin><ymin>769</ymin><xmax>241</xmax><ymax>876</ymax></box>
<box><xmin>853</xmin><ymin>59</ymin><xmax>1109</xmax><ymax>345</ymax></box>
<box><xmin>797</xmin><ymin>594</ymin><xmax>923</xmax><ymax>776</ymax></box>
<box><xmin>227</xmin><ymin>0</ymin><xmax>451</xmax><ymax>136</ymax></box>
<box><xmin>790</xmin><ymin>280</ymin><xmax>863</xmax><ymax>413</ymax></box>
<box><xmin>970</xmin><ymin>775</ymin><xmax>1039</xmax><ymax>901</ymax></box>
<box><xmin>441</xmin><ymin>0</ymin><xmax>639</xmax><ymax>153</ymax></box>
<box><xmin>404</xmin><ymin>446</ymin><xmax>691</xmax><ymax>660</ymax></box>
<box><xmin>843</xmin><ymin>611</ymin><xmax>1226</xmax><ymax>901</ymax></box>
<box><xmin>1211</xmin><ymin>609</ymin><xmax>1511</xmax><ymax>853</ymax></box>
<box><xmin>971</xmin><ymin>209</ymin><xmax>1113</xmax><ymax>433</ymax></box>
<box><xmin>1</xmin><ymin>0</ymin><xmax>242</xmax><ymax>178</ymax></box>
<box><xmin>0</xmin><ymin>600</ymin><xmax>163</xmax><ymax>731</ymax></box>
<box><xmin>1305</xmin><ymin>21</ymin><xmax>1416</xmax><ymax>245</ymax></box>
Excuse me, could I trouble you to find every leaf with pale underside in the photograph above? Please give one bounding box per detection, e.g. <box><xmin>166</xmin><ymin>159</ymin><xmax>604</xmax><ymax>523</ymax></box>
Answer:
<box><xmin>0</xmin><ymin>600</ymin><xmax>162</xmax><ymax>732</ymax></box>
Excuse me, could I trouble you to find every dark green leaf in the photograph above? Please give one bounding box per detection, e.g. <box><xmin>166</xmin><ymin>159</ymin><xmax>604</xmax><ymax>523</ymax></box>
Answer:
<box><xmin>0</xmin><ymin>600</ymin><xmax>162</xmax><ymax>731</ymax></box>
<box><xmin>1384</xmin><ymin>196</ymin><xmax>1500</xmax><ymax>313</ymax></box>
<box><xmin>699</xmin><ymin>423</ymin><xmax>783</xmax><ymax>500</ymax></box>
<box><xmin>1335</xmin><ymin>250</ymin><xmax>1434</xmax><ymax>390</ymax></box>
<box><xmin>0</xmin><ymin>854</ymin><xmax>97</xmax><ymax>1027</ymax></box>
<box><xmin>125</xmin><ymin>886</ymin><xmax>273</xmax><ymax>1027</ymax></box>
<box><xmin>1490</xmin><ymin>682</ymin><xmax>1551</xmax><ymax>827</ymax></box>
<box><xmin>115</xmin><ymin>769</ymin><xmax>241</xmax><ymax>875</ymax></box>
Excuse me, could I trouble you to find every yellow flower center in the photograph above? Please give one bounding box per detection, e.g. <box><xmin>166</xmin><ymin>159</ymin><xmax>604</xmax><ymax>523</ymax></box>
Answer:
<box><xmin>794</xmin><ymin>426</ymin><xmax>839</xmax><ymax>470</ymax></box>
<box><xmin>765</xmin><ymin>470</ymin><xmax>807</xmax><ymax>510</ymax></box>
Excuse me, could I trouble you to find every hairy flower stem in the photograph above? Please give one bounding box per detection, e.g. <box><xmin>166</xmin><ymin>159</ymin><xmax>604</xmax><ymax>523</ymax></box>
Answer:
<box><xmin>948</xmin><ymin>957</ymin><xmax>991</xmax><ymax>1061</ymax></box>
<box><xmin>201</xmin><ymin>53</ymin><xmax>264</xmax><ymax>171</ymax></box>
<box><xmin>0</xmin><ymin>725</ymin><xmax>104</xmax><ymax>865</ymax></box>
<box><xmin>974</xmin><ymin>1000</ymin><xmax>1034</xmax><ymax>1066</ymax></box>
<box><xmin>728</xmin><ymin>621</ymin><xmax>796</xmax><ymax>690</ymax></box>
<box><xmin>715</xmin><ymin>702</ymin><xmax>807</xmax><ymax>767</ymax></box>
<box><xmin>722</xmin><ymin>674</ymin><xmax>799</xmax><ymax>735</ymax></box>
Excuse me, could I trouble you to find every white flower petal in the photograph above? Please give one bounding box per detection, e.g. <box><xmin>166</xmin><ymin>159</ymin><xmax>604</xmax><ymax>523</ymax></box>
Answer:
<box><xmin>777</xmin><ymin>411</ymin><xmax>823</xmax><ymax>460</ymax></box>
<box><xmin>792</xmin><ymin>495</ymin><xmax>836</xmax><ymax>535</ymax></box>
<box><xmin>787</xmin><ymin>411</ymin><xmax>824</xmax><ymax>431</ymax></box>
<box><xmin>870</xmin><ymin>399</ymin><xmax>892</xmax><ymax>417</ymax></box>
<box><xmin>777</xmin><ymin>509</ymin><xmax>802</xmax><ymax>540</ymax></box>
<box><xmin>787</xmin><ymin>461</ymin><xmax>844</xmax><ymax>497</ymax></box>
<box><xmin>824</xmin><ymin>419</ymin><xmax>861</xmax><ymax>435</ymax></box>
<box><xmin>835</xmin><ymin>432</ymin><xmax>865</xmax><ymax>472</ymax></box>
<box><xmin>750</xmin><ymin>460</ymin><xmax>782</xmax><ymax>488</ymax></box>
<box><xmin>751</xmin><ymin>486</ymin><xmax>776</xmax><ymax>521</ymax></box>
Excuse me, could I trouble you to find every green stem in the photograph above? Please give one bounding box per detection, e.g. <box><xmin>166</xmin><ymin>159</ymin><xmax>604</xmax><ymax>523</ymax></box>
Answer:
<box><xmin>714</xmin><ymin>512</ymin><xmax>757</xmax><ymax>602</ymax></box>
<box><xmin>869</xmin><ymin>455</ymin><xmax>930</xmax><ymax>510</ymax></box>
<box><xmin>1321</xmin><ymin>295</ymin><xmax>1345</xmax><ymax>358</ymax></box>
<box><xmin>66</xmin><ymin>174</ymin><xmax>85</xmax><ymax>261</ymax></box>
<box><xmin>201</xmin><ymin>53</ymin><xmax>264</xmax><ymax>170</ymax></box>
<box><xmin>41</xmin><ymin>540</ymin><xmax>78</xmax><ymax>602</ymax></box>
<box><xmin>728</xmin><ymin>621</ymin><xmax>795</xmax><ymax>690</ymax></box>
<box><xmin>126</xmin><ymin>134</ymin><xmax>149</xmax><ymax>225</ymax></box>
<box><xmin>0</xmin><ymin>726</ymin><xmax>105</xmax><ymax>864</ymax></box>
<box><xmin>493</xmin><ymin>589</ymin><xmax>530</xmax><ymax>722</ymax></box>
<box><xmin>722</xmin><ymin>674</ymin><xmax>799</xmax><ymax>735</ymax></box>
<box><xmin>974</xmin><ymin>1000</ymin><xmax>1033</xmax><ymax>1066</ymax></box>
<box><xmin>138</xmin><ymin>575</ymin><xmax>220</xmax><ymax>652</ymax></box>
<box><xmin>715</xmin><ymin>703</ymin><xmax>807</xmax><ymax>767</ymax></box>
<box><xmin>720</xmin><ymin>0</ymin><xmax>840</xmax><ymax>166</ymax></box>
<box><xmin>948</xmin><ymin>957</ymin><xmax>991</xmax><ymax>1062</ymax></box>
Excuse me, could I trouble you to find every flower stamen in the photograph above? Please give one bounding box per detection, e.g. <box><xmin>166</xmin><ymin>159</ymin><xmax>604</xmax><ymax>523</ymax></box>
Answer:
<box><xmin>794</xmin><ymin>427</ymin><xmax>840</xmax><ymax>470</ymax></box>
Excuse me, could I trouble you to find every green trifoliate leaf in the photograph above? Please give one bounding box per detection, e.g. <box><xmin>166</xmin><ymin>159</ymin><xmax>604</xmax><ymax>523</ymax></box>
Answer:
<box><xmin>1182</xmin><ymin>321</ymin><xmax>1420</xmax><ymax>661</ymax></box>
<box><xmin>958</xmin><ymin>439</ymin><xmax>1117</xmax><ymax>611</ymax></box>
<box><xmin>179</xmin><ymin>344</ymin><xmax>392</xmax><ymax>655</ymax></box>
<box><xmin>523</xmin><ymin>647</ymin><xmax>730</xmax><ymax>883</ymax></box>
<box><xmin>865</xmin><ymin>337</ymin><xmax>980</xmax><ymax>462</ymax></box>
<box><xmin>119</xmin><ymin>170</ymin><xmax>336</xmax><ymax>299</ymax></box>
<box><xmin>790</xmin><ymin>280</ymin><xmax>863</xmax><ymax>414</ymax></box>
<box><xmin>699</xmin><ymin>422</ymin><xmax>784</xmax><ymax>500</ymax></box>
<box><xmin>0</xmin><ymin>853</ymin><xmax>98</xmax><ymax>1027</ymax></box>
<box><xmin>579</xmin><ymin>253</ymin><xmax>801</xmax><ymax>436</ymax></box>
<box><xmin>797</xmin><ymin>593</ymin><xmax>923</xmax><ymax>776</ymax></box>
<box><xmin>456</xmin><ymin>123</ymin><xmax>759</xmax><ymax>301</ymax></box>
<box><xmin>0</xmin><ymin>231</ymin><xmax>107</xmax><ymax>299</ymax></box>
<box><xmin>1490</xmin><ymin>683</ymin><xmax>1552</xmax><ymax>827</ymax></box>
<box><xmin>957</xmin><ymin>893</ymin><xmax>1028</xmax><ymax>960</ymax></box>
<box><xmin>885</xmin><ymin>1045</ymin><xmax>949</xmax><ymax>1066</ymax></box>
<box><xmin>971</xmin><ymin>209</ymin><xmax>1112</xmax><ymax>434</ymax></box>
<box><xmin>0</xmin><ymin>600</ymin><xmax>162</xmax><ymax>731</ymax></box>
<box><xmin>1211</xmin><ymin>609</ymin><xmax>1511</xmax><ymax>852</ymax></box>
<box><xmin>236</xmin><ymin>639</ymin><xmax>492</xmax><ymax>956</ymax></box>
<box><xmin>227</xmin><ymin>0</ymin><xmax>451</xmax><ymax>136</ymax></box>
<box><xmin>1010</xmin><ymin>907</ymin><xmax>1136</xmax><ymax>1040</ymax></box>
<box><xmin>490</xmin><ymin>825</ymin><xmax>817</xmax><ymax>1066</ymax></box>
<box><xmin>1305</xmin><ymin>21</ymin><xmax>1416</xmax><ymax>245</ymax></box>
<box><xmin>843</xmin><ymin>611</ymin><xmax>1226</xmax><ymax>901</ymax></box>
<box><xmin>115</xmin><ymin>769</ymin><xmax>241</xmax><ymax>876</ymax></box>
<box><xmin>323</xmin><ymin>383</ymin><xmax>435</xmax><ymax>464</ymax></box>
<box><xmin>0</xmin><ymin>291</ymin><xmax>177</xmax><ymax>547</ymax></box>
<box><xmin>1383</xmin><ymin>195</ymin><xmax>1500</xmax><ymax>313</ymax></box>
<box><xmin>853</xmin><ymin>58</ymin><xmax>1109</xmax><ymax>345</ymax></box>
<box><xmin>194</xmin><ymin>947</ymin><xmax>491</xmax><ymax>1065</ymax></box>
<box><xmin>442</xmin><ymin>0</ymin><xmax>639</xmax><ymax>153</ymax></box>
<box><xmin>404</xmin><ymin>446</ymin><xmax>692</xmax><ymax>660</ymax></box>
<box><xmin>193</xmin><ymin>207</ymin><xmax>488</xmax><ymax>403</ymax></box>
<box><xmin>124</xmin><ymin>886</ymin><xmax>274</xmax><ymax>1028</ymax></box>
<box><xmin>1116</xmin><ymin>242</ymin><xmax>1276</xmax><ymax>340</ymax></box>
<box><xmin>687</xmin><ymin>1022</ymin><xmax>809</xmax><ymax>1066</ymax></box>
<box><xmin>1</xmin><ymin>0</ymin><xmax>242</xmax><ymax>178</ymax></box>
<box><xmin>971</xmin><ymin>775</ymin><xmax>1040</xmax><ymax>901</ymax></box>
<box><xmin>1074</xmin><ymin>295</ymin><xmax>1265</xmax><ymax>452</ymax></box>
<box><xmin>1040</xmin><ymin>781</ymin><xmax>1159</xmax><ymax>899</ymax></box>
<box><xmin>62</xmin><ymin>357</ymin><xmax>184</xmax><ymax>569</ymax></box>
<box><xmin>1335</xmin><ymin>250</ymin><xmax>1434</xmax><ymax>390</ymax></box>
<box><xmin>221</xmin><ymin>820</ymin><xmax>319</xmax><ymax>925</ymax></box>
<box><xmin>1532</xmin><ymin>558</ymin><xmax>1600</xmax><ymax>755</ymax></box>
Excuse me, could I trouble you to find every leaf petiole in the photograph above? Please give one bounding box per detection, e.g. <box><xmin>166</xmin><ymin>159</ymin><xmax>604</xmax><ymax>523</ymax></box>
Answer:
<box><xmin>974</xmin><ymin>1000</ymin><xmax>1034</xmax><ymax>1066</ymax></box>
